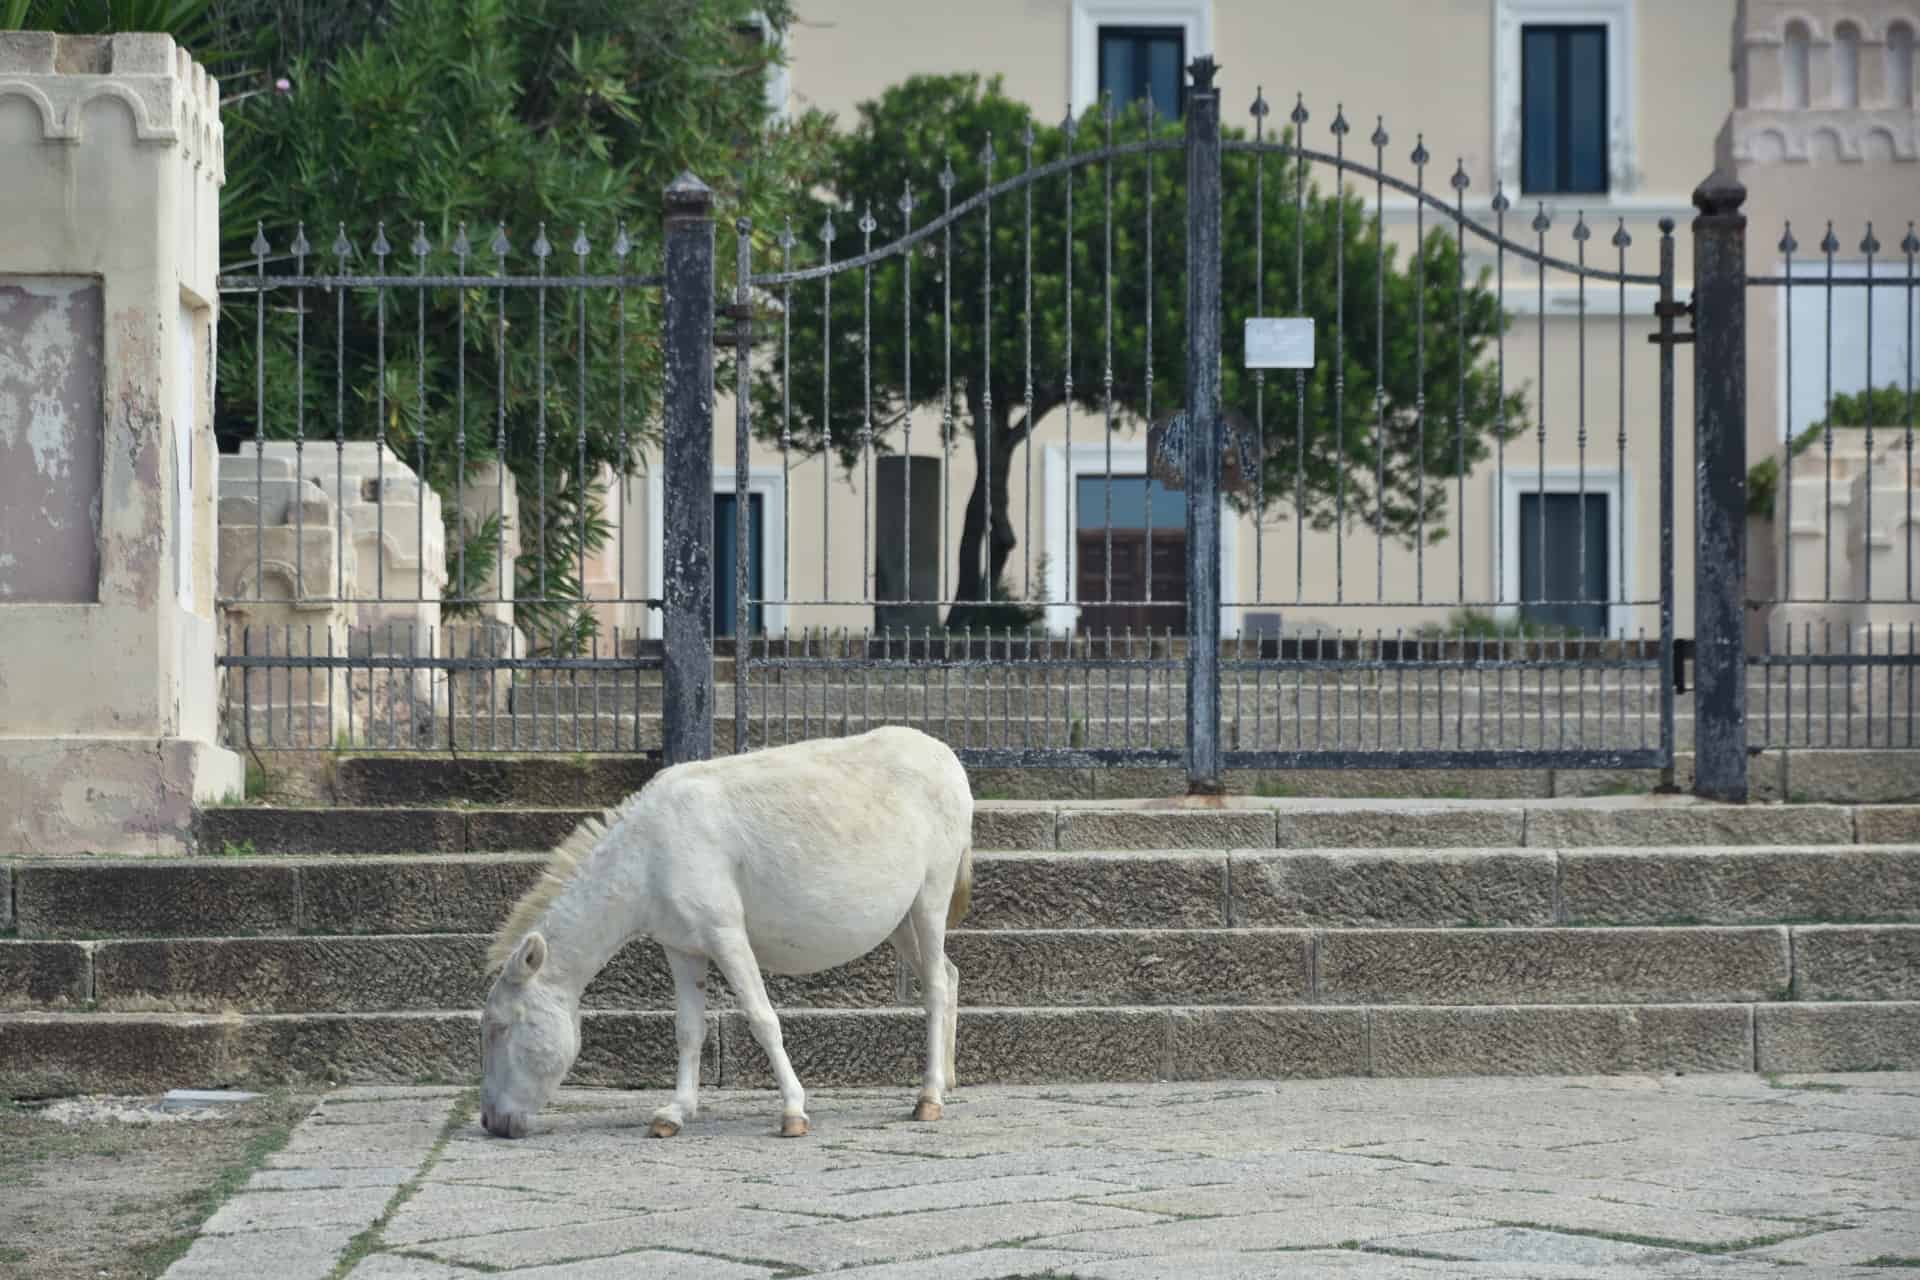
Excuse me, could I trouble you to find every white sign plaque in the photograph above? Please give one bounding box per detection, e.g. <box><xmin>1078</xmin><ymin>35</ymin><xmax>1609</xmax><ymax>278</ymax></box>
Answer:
<box><xmin>1244</xmin><ymin>317</ymin><xmax>1315</xmax><ymax>369</ymax></box>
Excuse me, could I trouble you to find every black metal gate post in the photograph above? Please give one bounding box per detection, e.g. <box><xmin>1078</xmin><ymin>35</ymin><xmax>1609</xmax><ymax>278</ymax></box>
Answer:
<box><xmin>1185</xmin><ymin>56</ymin><xmax>1224</xmax><ymax>794</ymax></box>
<box><xmin>662</xmin><ymin>172</ymin><xmax>717</xmax><ymax>767</ymax></box>
<box><xmin>1690</xmin><ymin>168</ymin><xmax>1750</xmax><ymax>802</ymax></box>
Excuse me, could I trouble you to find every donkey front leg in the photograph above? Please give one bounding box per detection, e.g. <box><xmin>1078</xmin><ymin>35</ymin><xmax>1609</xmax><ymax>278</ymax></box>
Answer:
<box><xmin>709</xmin><ymin>930</ymin><xmax>809</xmax><ymax>1137</ymax></box>
<box><xmin>649</xmin><ymin>947</ymin><xmax>707</xmax><ymax>1138</ymax></box>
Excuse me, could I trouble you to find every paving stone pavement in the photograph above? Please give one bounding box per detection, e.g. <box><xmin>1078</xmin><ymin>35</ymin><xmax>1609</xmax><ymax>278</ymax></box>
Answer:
<box><xmin>164</xmin><ymin>1074</ymin><xmax>1920</xmax><ymax>1279</ymax></box>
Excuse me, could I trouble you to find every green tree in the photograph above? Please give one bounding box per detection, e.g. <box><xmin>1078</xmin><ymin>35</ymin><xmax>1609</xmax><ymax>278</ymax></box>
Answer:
<box><xmin>757</xmin><ymin>74</ymin><xmax>1524</xmax><ymax>625</ymax></box>
<box><xmin>220</xmin><ymin>0</ymin><xmax>831</xmax><ymax>640</ymax></box>
<box><xmin>8</xmin><ymin>0</ymin><xmax>832</xmax><ymax>642</ymax></box>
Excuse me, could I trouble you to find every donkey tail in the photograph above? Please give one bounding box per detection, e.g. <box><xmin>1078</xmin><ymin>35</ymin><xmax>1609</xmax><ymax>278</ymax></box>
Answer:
<box><xmin>946</xmin><ymin>843</ymin><xmax>973</xmax><ymax>930</ymax></box>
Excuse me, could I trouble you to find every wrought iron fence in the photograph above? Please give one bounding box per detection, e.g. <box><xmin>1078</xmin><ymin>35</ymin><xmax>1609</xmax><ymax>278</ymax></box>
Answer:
<box><xmin>207</xmin><ymin>56</ymin><xmax>1914</xmax><ymax>799</ymax></box>
<box><xmin>214</xmin><ymin>214</ymin><xmax>671</xmax><ymax>753</ymax></box>
<box><xmin>1746</xmin><ymin>219</ymin><xmax>1919</xmax><ymax>782</ymax></box>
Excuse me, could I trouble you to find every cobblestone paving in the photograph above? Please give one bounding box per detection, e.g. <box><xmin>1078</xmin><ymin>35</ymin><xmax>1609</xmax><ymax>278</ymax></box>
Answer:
<box><xmin>164</xmin><ymin>1074</ymin><xmax>1920</xmax><ymax>1279</ymax></box>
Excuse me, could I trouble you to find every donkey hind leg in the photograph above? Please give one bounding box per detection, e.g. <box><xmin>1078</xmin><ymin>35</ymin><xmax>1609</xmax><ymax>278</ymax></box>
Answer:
<box><xmin>649</xmin><ymin>947</ymin><xmax>708</xmax><ymax>1138</ymax></box>
<box><xmin>709</xmin><ymin>929</ymin><xmax>809</xmax><ymax>1137</ymax></box>
<box><xmin>906</xmin><ymin>894</ymin><xmax>954</xmax><ymax>1122</ymax></box>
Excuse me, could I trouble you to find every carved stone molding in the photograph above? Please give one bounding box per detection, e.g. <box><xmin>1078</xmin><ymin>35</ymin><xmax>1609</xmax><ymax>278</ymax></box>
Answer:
<box><xmin>0</xmin><ymin>32</ymin><xmax>223</xmax><ymax>182</ymax></box>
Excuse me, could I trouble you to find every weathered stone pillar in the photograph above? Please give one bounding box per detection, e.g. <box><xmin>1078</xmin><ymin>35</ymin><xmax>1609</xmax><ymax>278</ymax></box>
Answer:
<box><xmin>0</xmin><ymin>32</ymin><xmax>241</xmax><ymax>853</ymax></box>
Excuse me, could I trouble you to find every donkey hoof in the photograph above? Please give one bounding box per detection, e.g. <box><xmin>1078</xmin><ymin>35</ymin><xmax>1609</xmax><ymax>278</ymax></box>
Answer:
<box><xmin>647</xmin><ymin>1118</ymin><xmax>680</xmax><ymax>1139</ymax></box>
<box><xmin>778</xmin><ymin>1114</ymin><xmax>811</xmax><ymax>1138</ymax></box>
<box><xmin>912</xmin><ymin>1098</ymin><xmax>942</xmax><ymax>1123</ymax></box>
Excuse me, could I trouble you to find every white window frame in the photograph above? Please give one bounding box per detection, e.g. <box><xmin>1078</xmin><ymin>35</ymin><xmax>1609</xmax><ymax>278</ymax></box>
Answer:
<box><xmin>1042</xmin><ymin>440</ymin><xmax>1239</xmax><ymax>636</ymax></box>
<box><xmin>1070</xmin><ymin>0</ymin><xmax>1212</xmax><ymax>118</ymax></box>
<box><xmin>646</xmin><ymin>465</ymin><xmax>787</xmax><ymax>638</ymax></box>
<box><xmin>1494</xmin><ymin>0</ymin><xmax>1638</xmax><ymax>199</ymax></box>
<box><xmin>1494</xmin><ymin>466</ymin><xmax>1632</xmax><ymax>638</ymax></box>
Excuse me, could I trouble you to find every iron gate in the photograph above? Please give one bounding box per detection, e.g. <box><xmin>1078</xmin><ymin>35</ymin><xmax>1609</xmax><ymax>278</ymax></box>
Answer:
<box><xmin>719</xmin><ymin>57</ymin><xmax>1681</xmax><ymax>787</ymax></box>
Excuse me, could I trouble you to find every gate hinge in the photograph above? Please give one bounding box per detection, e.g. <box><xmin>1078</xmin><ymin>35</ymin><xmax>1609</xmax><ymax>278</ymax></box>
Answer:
<box><xmin>1648</xmin><ymin>299</ymin><xmax>1695</xmax><ymax>345</ymax></box>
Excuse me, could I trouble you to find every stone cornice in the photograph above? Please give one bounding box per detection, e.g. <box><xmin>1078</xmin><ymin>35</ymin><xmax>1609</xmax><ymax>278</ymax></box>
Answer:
<box><xmin>0</xmin><ymin>32</ymin><xmax>223</xmax><ymax>183</ymax></box>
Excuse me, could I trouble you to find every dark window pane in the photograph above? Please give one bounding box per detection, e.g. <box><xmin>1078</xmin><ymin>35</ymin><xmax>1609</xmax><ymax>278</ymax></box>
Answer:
<box><xmin>1076</xmin><ymin>474</ymin><xmax>1186</xmax><ymax>530</ymax></box>
<box><xmin>1566</xmin><ymin>28</ymin><xmax>1608</xmax><ymax>192</ymax></box>
<box><xmin>1099</xmin><ymin>26</ymin><xmax>1184</xmax><ymax>119</ymax></box>
<box><xmin>1518</xmin><ymin>492</ymin><xmax>1609</xmax><ymax>634</ymax></box>
<box><xmin>714</xmin><ymin>492</ymin><xmax>764</xmax><ymax>636</ymax></box>
<box><xmin>1521</xmin><ymin>24</ymin><xmax>1608</xmax><ymax>195</ymax></box>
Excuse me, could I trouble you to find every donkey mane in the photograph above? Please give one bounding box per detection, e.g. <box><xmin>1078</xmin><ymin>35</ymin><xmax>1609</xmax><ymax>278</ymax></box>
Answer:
<box><xmin>486</xmin><ymin>790</ymin><xmax>649</xmax><ymax>971</ymax></box>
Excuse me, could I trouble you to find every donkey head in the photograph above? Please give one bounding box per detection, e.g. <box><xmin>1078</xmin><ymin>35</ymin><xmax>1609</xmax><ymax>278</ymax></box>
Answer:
<box><xmin>479</xmin><ymin>933</ymin><xmax>580</xmax><ymax>1138</ymax></box>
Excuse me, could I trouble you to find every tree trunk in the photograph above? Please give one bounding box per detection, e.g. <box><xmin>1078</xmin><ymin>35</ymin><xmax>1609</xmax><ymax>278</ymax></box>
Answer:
<box><xmin>949</xmin><ymin>391</ymin><xmax>1019</xmax><ymax>623</ymax></box>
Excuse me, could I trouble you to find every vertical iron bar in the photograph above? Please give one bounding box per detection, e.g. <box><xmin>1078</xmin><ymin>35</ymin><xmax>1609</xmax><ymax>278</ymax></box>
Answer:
<box><xmin>1691</xmin><ymin>172</ymin><xmax>1748</xmax><ymax>801</ymax></box>
<box><xmin>1658</xmin><ymin>218</ymin><xmax>1678</xmax><ymax>787</ymax></box>
<box><xmin>736</xmin><ymin>218</ymin><xmax>753</xmax><ymax>755</ymax></box>
<box><xmin>661</xmin><ymin>174</ymin><xmax>717</xmax><ymax>766</ymax></box>
<box><xmin>1372</xmin><ymin>117</ymin><xmax>1388</xmax><ymax>602</ymax></box>
<box><xmin>1186</xmin><ymin>56</ymin><xmax>1224</xmax><ymax>793</ymax></box>
<box><xmin>1413</xmin><ymin>134</ymin><xmax>1429</xmax><ymax>601</ymax></box>
<box><xmin>1333</xmin><ymin>106</ymin><xmax>1349</xmax><ymax>603</ymax></box>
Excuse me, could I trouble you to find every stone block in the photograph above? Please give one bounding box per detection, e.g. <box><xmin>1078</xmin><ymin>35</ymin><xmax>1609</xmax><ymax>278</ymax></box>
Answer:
<box><xmin>1792</xmin><ymin>925</ymin><xmax>1920</xmax><ymax>1000</ymax></box>
<box><xmin>93</xmin><ymin>936</ymin><xmax>490</xmax><ymax>1013</ymax></box>
<box><xmin>1369</xmin><ymin>1004</ymin><xmax>1755</xmax><ymax>1076</ymax></box>
<box><xmin>1230</xmin><ymin>850</ymin><xmax>1556</xmax><ymax>927</ymax></box>
<box><xmin>973</xmin><ymin>806</ymin><xmax>1056</xmax><ymax>850</ymax></box>
<box><xmin>331</xmin><ymin>756</ymin><xmax>658</xmax><ymax>809</ymax></box>
<box><xmin>1757</xmin><ymin>754</ymin><xmax>1920</xmax><ymax>804</ymax></box>
<box><xmin>0</xmin><ymin>1012</ymin><xmax>236</xmax><ymax>1095</ymax></box>
<box><xmin>1</xmin><ymin>864</ymin><xmax>11</xmax><ymax>931</ymax></box>
<box><xmin>942</xmin><ymin>929</ymin><xmax>1310</xmax><ymax>1007</ymax></box>
<box><xmin>586</xmin><ymin>942</ymin><xmax>898</xmax><ymax>1011</ymax></box>
<box><xmin>1227</xmin><ymin>770</ymin><xmax>1551</xmax><ymax>799</ymax></box>
<box><xmin>1755</xmin><ymin>1002</ymin><xmax>1920</xmax><ymax>1072</ymax></box>
<box><xmin>1524</xmin><ymin>804</ymin><xmax>1855</xmax><ymax>847</ymax></box>
<box><xmin>198</xmin><ymin>808</ymin><xmax>464</xmax><ymax>855</ymax></box>
<box><xmin>1055</xmin><ymin>807</ymin><xmax>1276</xmax><ymax>850</ymax></box>
<box><xmin>720</xmin><ymin>1008</ymin><xmax>1172</xmax><ymax>1087</ymax></box>
<box><xmin>1317</xmin><ymin>928</ymin><xmax>1791</xmax><ymax>1005</ymax></box>
<box><xmin>229</xmin><ymin>1012</ymin><xmax>478</xmax><ymax>1085</ymax></box>
<box><xmin>1168</xmin><ymin>1008</ymin><xmax>1369</xmax><ymax>1079</ymax></box>
<box><xmin>0</xmin><ymin>941</ymin><xmax>91</xmax><ymax>1007</ymax></box>
<box><xmin>1856</xmin><ymin>805</ymin><xmax>1920</xmax><ymax>844</ymax></box>
<box><xmin>299</xmin><ymin>856</ymin><xmax>543</xmax><ymax>935</ymax></box>
<box><xmin>13</xmin><ymin>861</ymin><xmax>298</xmax><ymax>938</ymax></box>
<box><xmin>968</xmin><ymin>852</ymin><xmax>1228</xmax><ymax>929</ymax></box>
<box><xmin>1559</xmin><ymin>848</ymin><xmax>1920</xmax><ymax>924</ymax></box>
<box><xmin>1272</xmin><ymin>806</ymin><xmax>1525</xmax><ymax>849</ymax></box>
<box><xmin>971</xmin><ymin>766</ymin><xmax>1094</xmax><ymax>800</ymax></box>
<box><xmin>571</xmin><ymin>1011</ymin><xmax>716</xmax><ymax>1087</ymax></box>
<box><xmin>465</xmin><ymin>809</ymin><xmax>597</xmax><ymax>853</ymax></box>
<box><xmin>157</xmin><ymin>1225</ymin><xmax>363</xmax><ymax>1280</ymax></box>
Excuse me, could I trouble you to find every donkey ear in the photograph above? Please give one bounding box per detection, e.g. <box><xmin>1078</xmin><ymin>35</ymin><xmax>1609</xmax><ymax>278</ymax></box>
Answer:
<box><xmin>507</xmin><ymin>932</ymin><xmax>548</xmax><ymax>984</ymax></box>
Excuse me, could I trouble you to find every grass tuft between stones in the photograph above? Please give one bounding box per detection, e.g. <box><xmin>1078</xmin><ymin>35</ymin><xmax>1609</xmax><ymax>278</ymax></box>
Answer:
<box><xmin>126</xmin><ymin>1091</ymin><xmax>312</xmax><ymax>1276</ymax></box>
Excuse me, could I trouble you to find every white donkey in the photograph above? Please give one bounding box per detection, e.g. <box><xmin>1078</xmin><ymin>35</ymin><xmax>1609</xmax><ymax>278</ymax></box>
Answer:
<box><xmin>479</xmin><ymin>726</ymin><xmax>973</xmax><ymax>1140</ymax></box>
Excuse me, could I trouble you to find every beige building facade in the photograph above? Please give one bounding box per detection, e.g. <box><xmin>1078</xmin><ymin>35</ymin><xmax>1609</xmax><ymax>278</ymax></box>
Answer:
<box><xmin>598</xmin><ymin>0</ymin><xmax>1914</xmax><ymax>648</ymax></box>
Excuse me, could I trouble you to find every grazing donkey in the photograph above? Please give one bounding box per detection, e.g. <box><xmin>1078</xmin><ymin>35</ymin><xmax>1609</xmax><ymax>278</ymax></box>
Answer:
<box><xmin>479</xmin><ymin>726</ymin><xmax>973</xmax><ymax>1140</ymax></box>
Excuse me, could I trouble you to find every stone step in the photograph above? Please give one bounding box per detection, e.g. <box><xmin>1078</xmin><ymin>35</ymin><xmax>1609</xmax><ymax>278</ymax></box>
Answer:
<box><xmin>185</xmin><ymin>799</ymin><xmax>1910</xmax><ymax>858</ymax></box>
<box><xmin>276</xmin><ymin>750</ymin><xmax>1919</xmax><ymax>808</ymax></box>
<box><xmin>11</xmin><ymin>846</ymin><xmax>1920</xmax><ymax>940</ymax></box>
<box><xmin>4</xmin><ymin>1001</ymin><xmax>1914</xmax><ymax>1095</ymax></box>
<box><xmin>11</xmin><ymin>924</ymin><xmax>1915</xmax><ymax>1015</ymax></box>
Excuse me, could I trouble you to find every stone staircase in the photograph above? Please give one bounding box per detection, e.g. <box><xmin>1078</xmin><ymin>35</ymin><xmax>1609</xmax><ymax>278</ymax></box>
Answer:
<box><xmin>4</xmin><ymin>786</ymin><xmax>1918</xmax><ymax>1097</ymax></box>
